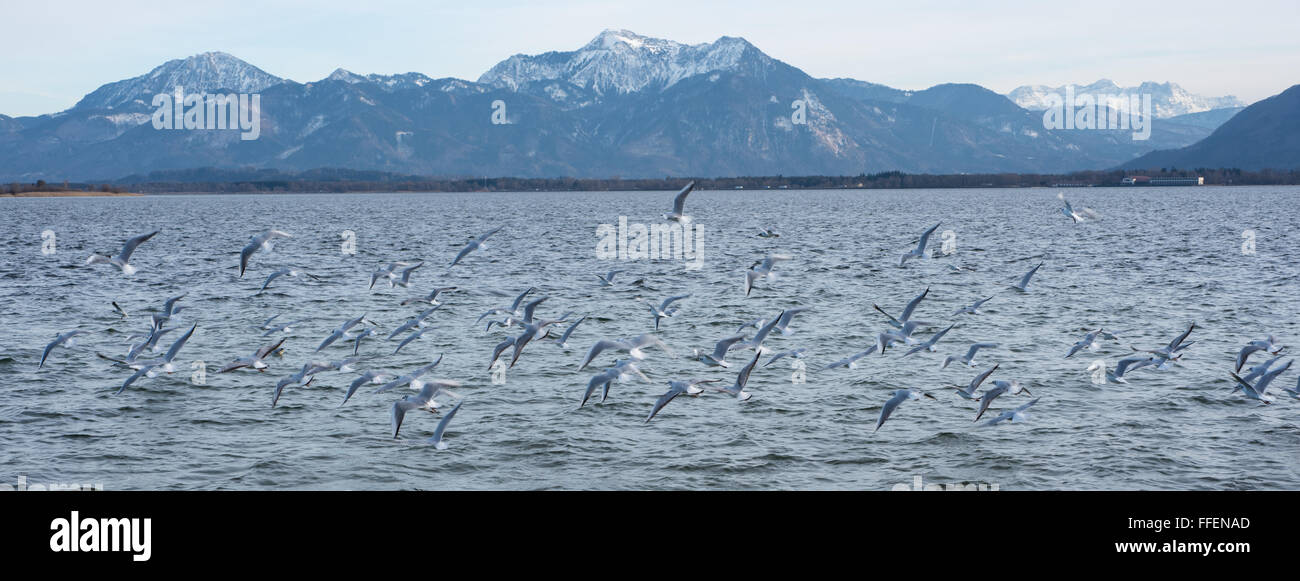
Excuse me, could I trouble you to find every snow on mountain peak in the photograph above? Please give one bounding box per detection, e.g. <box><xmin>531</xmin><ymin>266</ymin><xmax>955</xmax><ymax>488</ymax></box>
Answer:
<box><xmin>73</xmin><ymin>51</ymin><xmax>283</xmax><ymax>111</ymax></box>
<box><xmin>478</xmin><ymin>30</ymin><xmax>766</xmax><ymax>100</ymax></box>
<box><xmin>1007</xmin><ymin>79</ymin><xmax>1245</xmax><ymax>118</ymax></box>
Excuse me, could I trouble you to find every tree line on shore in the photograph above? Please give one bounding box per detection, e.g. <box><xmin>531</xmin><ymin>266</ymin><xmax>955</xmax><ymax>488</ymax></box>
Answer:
<box><xmin>9</xmin><ymin>167</ymin><xmax>1299</xmax><ymax>194</ymax></box>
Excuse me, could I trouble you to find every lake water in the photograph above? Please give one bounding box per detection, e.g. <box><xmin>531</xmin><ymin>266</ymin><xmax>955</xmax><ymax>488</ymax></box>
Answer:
<box><xmin>2</xmin><ymin>186</ymin><xmax>1298</xmax><ymax>490</ymax></box>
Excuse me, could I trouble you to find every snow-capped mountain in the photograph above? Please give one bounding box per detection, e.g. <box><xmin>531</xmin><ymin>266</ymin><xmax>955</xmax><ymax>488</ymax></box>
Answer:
<box><xmin>74</xmin><ymin>52</ymin><xmax>283</xmax><ymax>111</ymax></box>
<box><xmin>1007</xmin><ymin>79</ymin><xmax>1245</xmax><ymax>118</ymax></box>
<box><xmin>478</xmin><ymin>29</ymin><xmax>772</xmax><ymax>103</ymax></box>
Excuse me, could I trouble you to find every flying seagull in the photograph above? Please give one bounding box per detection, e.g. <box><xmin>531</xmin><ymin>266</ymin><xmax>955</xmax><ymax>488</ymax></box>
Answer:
<box><xmin>239</xmin><ymin>230</ymin><xmax>291</xmax><ymax>277</ymax></box>
<box><xmin>694</xmin><ymin>333</ymin><xmax>747</xmax><ymax>368</ymax></box>
<box><xmin>898</xmin><ymin>222</ymin><xmax>940</xmax><ymax>267</ymax></box>
<box><xmin>983</xmin><ymin>397</ymin><xmax>1041</xmax><ymax>426</ymax></box>
<box><xmin>86</xmin><ymin>230</ymin><xmax>160</xmax><ymax>275</ymax></box>
<box><xmin>710</xmin><ymin>351</ymin><xmax>761</xmax><ymax>401</ymax></box>
<box><xmin>449</xmin><ymin>227</ymin><xmax>504</xmax><ymax>268</ymax></box>
<box><xmin>391</xmin><ymin>380</ymin><xmax>459</xmax><ymax>438</ymax></box>
<box><xmin>1011</xmin><ymin>261</ymin><xmax>1044</xmax><ymax>292</ymax></box>
<box><xmin>648</xmin><ymin>294</ymin><xmax>691</xmax><ymax>330</ymax></box>
<box><xmin>39</xmin><ymin>330</ymin><xmax>89</xmax><ymax>369</ymax></box>
<box><xmin>663</xmin><ymin>181</ymin><xmax>696</xmax><ymax>222</ymax></box>
<box><xmin>645</xmin><ymin>379</ymin><xmax>719</xmax><ymax>423</ymax></box>
<box><xmin>875</xmin><ymin>389</ymin><xmax>936</xmax><ymax>432</ymax></box>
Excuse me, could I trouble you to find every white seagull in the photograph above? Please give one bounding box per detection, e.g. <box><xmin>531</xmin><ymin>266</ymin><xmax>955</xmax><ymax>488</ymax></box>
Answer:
<box><xmin>239</xmin><ymin>230</ymin><xmax>291</xmax><ymax>278</ymax></box>
<box><xmin>86</xmin><ymin>230</ymin><xmax>159</xmax><ymax>275</ymax></box>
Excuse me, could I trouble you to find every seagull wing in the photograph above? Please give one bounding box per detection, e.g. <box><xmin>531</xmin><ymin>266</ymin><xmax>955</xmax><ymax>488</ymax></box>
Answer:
<box><xmin>117</xmin><ymin>230</ymin><xmax>160</xmax><ymax>263</ymax></box>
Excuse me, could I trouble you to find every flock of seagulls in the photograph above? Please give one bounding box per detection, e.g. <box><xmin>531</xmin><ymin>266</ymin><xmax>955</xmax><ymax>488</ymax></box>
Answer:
<box><xmin>33</xmin><ymin>183</ymin><xmax>1299</xmax><ymax>458</ymax></box>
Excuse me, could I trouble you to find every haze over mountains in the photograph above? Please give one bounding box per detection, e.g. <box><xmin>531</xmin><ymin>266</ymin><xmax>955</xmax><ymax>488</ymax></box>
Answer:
<box><xmin>0</xmin><ymin>29</ymin><xmax>1283</xmax><ymax>182</ymax></box>
<box><xmin>1008</xmin><ymin>79</ymin><xmax>1245</xmax><ymax>119</ymax></box>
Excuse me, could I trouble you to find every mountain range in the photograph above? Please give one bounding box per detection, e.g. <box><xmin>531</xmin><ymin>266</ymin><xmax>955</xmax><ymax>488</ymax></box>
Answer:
<box><xmin>0</xmin><ymin>29</ymin><xmax>1282</xmax><ymax>181</ymax></box>
<box><xmin>1007</xmin><ymin>79</ymin><xmax>1245</xmax><ymax>119</ymax></box>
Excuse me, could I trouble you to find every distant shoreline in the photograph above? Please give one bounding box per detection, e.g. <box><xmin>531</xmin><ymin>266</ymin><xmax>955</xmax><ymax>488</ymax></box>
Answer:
<box><xmin>0</xmin><ymin>190</ymin><xmax>143</xmax><ymax>198</ymax></box>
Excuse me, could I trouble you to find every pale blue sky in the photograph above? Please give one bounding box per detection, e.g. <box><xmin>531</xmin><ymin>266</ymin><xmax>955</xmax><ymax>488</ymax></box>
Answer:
<box><xmin>3</xmin><ymin>0</ymin><xmax>1297</xmax><ymax>116</ymax></box>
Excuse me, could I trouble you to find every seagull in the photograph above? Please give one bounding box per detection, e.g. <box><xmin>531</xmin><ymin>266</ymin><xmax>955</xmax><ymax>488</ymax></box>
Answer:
<box><xmin>903</xmin><ymin>323</ymin><xmax>955</xmax><ymax>357</ymax></box>
<box><xmin>1133</xmin><ymin>322</ymin><xmax>1195</xmax><ymax>364</ymax></box>
<box><xmin>400</xmin><ymin>286</ymin><xmax>457</xmax><ymax>307</ymax></box>
<box><xmin>694</xmin><ymin>334</ymin><xmax>747</xmax><ymax>368</ymax></box>
<box><xmin>392</xmin><ymin>329</ymin><xmax>427</xmax><ymax>355</ymax></box>
<box><xmin>1228</xmin><ymin>362</ymin><xmax>1291</xmax><ymax>404</ymax></box>
<box><xmin>823</xmin><ymin>346</ymin><xmax>878</xmax><ymax>370</ymax></box>
<box><xmin>475</xmin><ymin>287</ymin><xmax>535</xmax><ymax>326</ymax></box>
<box><xmin>487</xmin><ymin>296</ymin><xmax>551</xmax><ymax>330</ymax></box>
<box><xmin>341</xmin><ymin>370</ymin><xmax>396</xmax><ymax>406</ymax></box>
<box><xmin>258</xmin><ymin>268</ymin><xmax>320</xmax><ymax>294</ymax></box>
<box><xmin>393</xmin><ymin>261</ymin><xmax>424</xmax><ymax>288</ymax></box>
<box><xmin>773</xmin><ymin>308</ymin><xmax>809</xmax><ymax>336</ymax></box>
<box><xmin>710</xmin><ymin>351</ymin><xmax>761</xmax><ymax>401</ymax></box>
<box><xmin>580</xmin><ymin>359</ymin><xmax>651</xmax><ymax>408</ymax></box>
<box><xmin>744</xmin><ymin>254</ymin><xmax>791</xmax><ymax>296</ymax></box>
<box><xmin>875</xmin><ymin>389</ymin><xmax>936</xmax><ymax>432</ymax></box>
<box><xmin>449</xmin><ymin>227</ymin><xmax>504</xmax><ymax>268</ymax></box>
<box><xmin>645</xmin><ymin>379</ymin><xmax>719</xmax><ymax>423</ymax></box>
<box><xmin>876</xmin><ymin>320</ymin><xmax>933</xmax><ymax>353</ymax></box>
<box><xmin>316</xmin><ymin>314</ymin><xmax>373</xmax><ymax>352</ymax></box>
<box><xmin>1059</xmin><ymin>192</ymin><xmax>1100</xmax><ymax>223</ymax></box>
<box><xmin>111</xmin><ymin>302</ymin><xmax>129</xmax><ymax>319</ymax></box>
<box><xmin>1107</xmin><ymin>356</ymin><xmax>1158</xmax><ymax>383</ymax></box>
<box><xmin>388</xmin><ymin>306</ymin><xmax>441</xmax><ymax>340</ymax></box>
<box><xmin>261</xmin><ymin>318</ymin><xmax>303</xmax><ymax>337</ymax></box>
<box><xmin>736</xmin><ymin>311</ymin><xmax>785</xmax><ymax>353</ymax></box>
<box><xmin>39</xmin><ymin>330</ymin><xmax>89</xmax><ymax>369</ymax></box>
<box><xmin>1066</xmin><ymin>329</ymin><xmax>1105</xmax><ymax>358</ymax></box>
<box><xmin>951</xmin><ymin>295</ymin><xmax>994</xmax><ymax>316</ymax></box>
<box><xmin>427</xmin><ymin>400</ymin><xmax>464</xmax><ymax>449</ymax></box>
<box><xmin>374</xmin><ymin>356</ymin><xmax>445</xmax><ymax>394</ymax></box>
<box><xmin>508</xmin><ymin>316</ymin><xmax>570</xmax><ymax>368</ymax></box>
<box><xmin>982</xmin><ymin>397</ymin><xmax>1040</xmax><ymax>426</ymax></box>
<box><xmin>579</xmin><ymin>334</ymin><xmax>674</xmax><ymax>371</ymax></box>
<box><xmin>217</xmin><ymin>338</ymin><xmax>286</xmax><ymax>373</ymax></box>
<box><xmin>663</xmin><ymin>181</ymin><xmax>695</xmax><ymax>222</ymax></box>
<box><xmin>254</xmin><ymin>314</ymin><xmax>282</xmax><ymax>333</ymax></box>
<box><xmin>973</xmin><ymin>380</ymin><xmax>1032</xmax><ymax>422</ymax></box>
<box><xmin>954</xmin><ymin>363</ymin><xmax>999</xmax><ymax>400</ymax></box>
<box><xmin>596</xmin><ymin>269</ymin><xmax>625</xmax><ymax>287</ymax></box>
<box><xmin>369</xmin><ymin>261</ymin><xmax>415</xmax><ymax>289</ymax></box>
<box><xmin>489</xmin><ymin>336</ymin><xmax>516</xmax><ymax>370</ymax></box>
<box><xmin>391</xmin><ymin>380</ymin><xmax>460</xmax><ymax>438</ymax></box>
<box><xmin>116</xmin><ymin>324</ymin><xmax>197</xmax><ymax>394</ymax></box>
<box><xmin>648</xmin><ymin>294</ymin><xmax>690</xmax><ymax>330</ymax></box>
<box><xmin>942</xmin><ymin>342</ymin><xmax>999</xmax><ymax>369</ymax></box>
<box><xmin>272</xmin><ymin>362</ymin><xmax>320</xmax><ymax>407</ymax></box>
<box><xmin>898</xmin><ymin>222</ymin><xmax>940</xmax><ymax>267</ymax></box>
<box><xmin>1241</xmin><ymin>354</ymin><xmax>1286</xmax><ymax>384</ymax></box>
<box><xmin>1011</xmin><ymin>262</ymin><xmax>1044</xmax><ymax>292</ymax></box>
<box><xmin>756</xmin><ymin>227</ymin><xmax>780</xmax><ymax>238</ymax></box>
<box><xmin>550</xmin><ymin>316</ymin><xmax>587</xmax><ymax>349</ymax></box>
<box><xmin>239</xmin><ymin>230</ymin><xmax>291</xmax><ymax>277</ymax></box>
<box><xmin>156</xmin><ymin>293</ymin><xmax>188</xmax><ymax>323</ymax></box>
<box><xmin>764</xmin><ymin>348</ymin><xmax>807</xmax><ymax>368</ymax></box>
<box><xmin>1236</xmin><ymin>336</ymin><xmax>1285</xmax><ymax>372</ymax></box>
<box><xmin>86</xmin><ymin>230</ymin><xmax>159</xmax><ymax>275</ymax></box>
<box><xmin>874</xmin><ymin>287</ymin><xmax>929</xmax><ymax>330</ymax></box>
<box><xmin>350</xmin><ymin>327</ymin><xmax>376</xmax><ymax>356</ymax></box>
<box><xmin>1283</xmin><ymin>376</ymin><xmax>1300</xmax><ymax>400</ymax></box>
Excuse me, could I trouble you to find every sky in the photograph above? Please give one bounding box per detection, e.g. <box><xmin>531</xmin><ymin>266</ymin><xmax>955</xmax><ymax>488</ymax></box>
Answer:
<box><xmin>3</xmin><ymin>0</ymin><xmax>1298</xmax><ymax>117</ymax></box>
